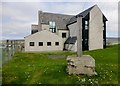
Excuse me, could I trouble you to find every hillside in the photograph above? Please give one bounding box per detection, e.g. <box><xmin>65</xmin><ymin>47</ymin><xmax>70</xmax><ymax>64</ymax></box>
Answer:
<box><xmin>2</xmin><ymin>44</ymin><xmax>119</xmax><ymax>84</ymax></box>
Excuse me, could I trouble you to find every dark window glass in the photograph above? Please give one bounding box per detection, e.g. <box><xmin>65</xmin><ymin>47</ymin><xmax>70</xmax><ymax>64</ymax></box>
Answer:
<box><xmin>31</xmin><ymin>30</ymin><xmax>38</xmax><ymax>34</ymax></box>
<box><xmin>55</xmin><ymin>42</ymin><xmax>59</xmax><ymax>46</ymax></box>
<box><xmin>30</xmin><ymin>42</ymin><xmax>34</xmax><ymax>46</ymax></box>
<box><xmin>47</xmin><ymin>42</ymin><xmax>51</xmax><ymax>46</ymax></box>
<box><xmin>39</xmin><ymin>42</ymin><xmax>43</xmax><ymax>46</ymax></box>
<box><xmin>62</xmin><ymin>33</ymin><xmax>66</xmax><ymax>38</ymax></box>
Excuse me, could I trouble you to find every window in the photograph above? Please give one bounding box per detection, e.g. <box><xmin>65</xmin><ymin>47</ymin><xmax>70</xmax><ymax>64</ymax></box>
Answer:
<box><xmin>39</xmin><ymin>42</ymin><xmax>43</xmax><ymax>46</ymax></box>
<box><xmin>55</xmin><ymin>42</ymin><xmax>59</xmax><ymax>46</ymax></box>
<box><xmin>85</xmin><ymin>26</ymin><xmax>88</xmax><ymax>30</ymax></box>
<box><xmin>47</xmin><ymin>42</ymin><xmax>51</xmax><ymax>46</ymax></box>
<box><xmin>62</xmin><ymin>33</ymin><xmax>66</xmax><ymax>38</ymax></box>
<box><xmin>49</xmin><ymin>21</ymin><xmax>56</xmax><ymax>33</ymax></box>
<box><xmin>29</xmin><ymin>42</ymin><xmax>34</xmax><ymax>46</ymax></box>
<box><xmin>85</xmin><ymin>20</ymin><xmax>89</xmax><ymax>30</ymax></box>
<box><xmin>84</xmin><ymin>40</ymin><xmax>88</xmax><ymax>45</ymax></box>
<box><xmin>85</xmin><ymin>21</ymin><xmax>88</xmax><ymax>25</ymax></box>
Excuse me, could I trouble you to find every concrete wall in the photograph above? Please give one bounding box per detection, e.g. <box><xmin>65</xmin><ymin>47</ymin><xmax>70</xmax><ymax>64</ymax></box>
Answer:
<box><xmin>41</xmin><ymin>24</ymin><xmax>49</xmax><ymax>31</ymax></box>
<box><xmin>25</xmin><ymin>30</ymin><xmax>63</xmax><ymax>52</ymax></box>
<box><xmin>31</xmin><ymin>24</ymin><xmax>38</xmax><ymax>30</ymax></box>
<box><xmin>42</xmin><ymin>24</ymin><xmax>69</xmax><ymax>43</ymax></box>
<box><xmin>68</xmin><ymin>22</ymin><xmax>77</xmax><ymax>37</ymax></box>
<box><xmin>57</xmin><ymin>30</ymin><xmax>69</xmax><ymax>43</ymax></box>
<box><xmin>89</xmin><ymin>5</ymin><xmax>103</xmax><ymax>50</ymax></box>
<box><xmin>67</xmin><ymin>5</ymin><xmax>104</xmax><ymax>51</ymax></box>
<box><xmin>65</xmin><ymin>44</ymin><xmax>75</xmax><ymax>51</ymax></box>
<box><xmin>65</xmin><ymin>42</ymin><xmax>77</xmax><ymax>52</ymax></box>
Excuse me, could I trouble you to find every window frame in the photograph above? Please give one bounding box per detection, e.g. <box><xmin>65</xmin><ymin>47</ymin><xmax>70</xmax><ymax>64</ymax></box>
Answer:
<box><xmin>39</xmin><ymin>42</ymin><xmax>43</xmax><ymax>46</ymax></box>
<box><xmin>29</xmin><ymin>42</ymin><xmax>34</xmax><ymax>46</ymax></box>
<box><xmin>55</xmin><ymin>42</ymin><xmax>59</xmax><ymax>46</ymax></box>
<box><xmin>47</xmin><ymin>42</ymin><xmax>51</xmax><ymax>46</ymax></box>
<box><xmin>49</xmin><ymin>21</ymin><xmax>56</xmax><ymax>33</ymax></box>
<box><xmin>62</xmin><ymin>33</ymin><xmax>66</xmax><ymax>38</ymax></box>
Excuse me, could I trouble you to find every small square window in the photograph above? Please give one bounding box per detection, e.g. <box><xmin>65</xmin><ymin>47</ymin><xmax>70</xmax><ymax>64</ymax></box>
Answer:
<box><xmin>55</xmin><ymin>42</ymin><xmax>59</xmax><ymax>46</ymax></box>
<box><xmin>85</xmin><ymin>25</ymin><xmax>88</xmax><ymax>30</ymax></box>
<box><xmin>62</xmin><ymin>33</ymin><xmax>66</xmax><ymax>38</ymax></box>
<box><xmin>47</xmin><ymin>42</ymin><xmax>51</xmax><ymax>46</ymax></box>
<box><xmin>85</xmin><ymin>21</ymin><xmax>88</xmax><ymax>25</ymax></box>
<box><xmin>30</xmin><ymin>42</ymin><xmax>34</xmax><ymax>46</ymax></box>
<box><xmin>39</xmin><ymin>42</ymin><xmax>43</xmax><ymax>46</ymax></box>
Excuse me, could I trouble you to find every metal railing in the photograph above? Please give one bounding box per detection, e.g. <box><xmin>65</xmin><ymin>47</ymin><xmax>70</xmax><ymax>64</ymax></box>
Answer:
<box><xmin>1</xmin><ymin>40</ymin><xmax>24</xmax><ymax>64</ymax></box>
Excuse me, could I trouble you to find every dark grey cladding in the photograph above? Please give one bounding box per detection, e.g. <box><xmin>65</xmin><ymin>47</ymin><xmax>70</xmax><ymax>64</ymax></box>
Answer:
<box><xmin>77</xmin><ymin>5</ymin><xmax>95</xmax><ymax>18</ymax></box>
<box><xmin>39</xmin><ymin>12</ymin><xmax>74</xmax><ymax>30</ymax></box>
<box><xmin>67</xmin><ymin>16</ymin><xmax>77</xmax><ymax>25</ymax></box>
<box><xmin>67</xmin><ymin>5</ymin><xmax>95</xmax><ymax>25</ymax></box>
<box><xmin>65</xmin><ymin>36</ymin><xmax>77</xmax><ymax>44</ymax></box>
<box><xmin>67</xmin><ymin>5</ymin><xmax>108</xmax><ymax>25</ymax></box>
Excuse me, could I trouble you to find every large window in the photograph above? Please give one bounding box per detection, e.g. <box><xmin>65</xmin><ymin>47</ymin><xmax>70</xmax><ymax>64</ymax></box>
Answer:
<box><xmin>29</xmin><ymin>42</ymin><xmax>34</xmax><ymax>46</ymax></box>
<box><xmin>85</xmin><ymin>20</ymin><xmax>89</xmax><ymax>30</ymax></box>
<box><xmin>62</xmin><ymin>33</ymin><xmax>66</xmax><ymax>38</ymax></box>
<box><xmin>49</xmin><ymin>21</ymin><xmax>56</xmax><ymax>33</ymax></box>
<box><xmin>47</xmin><ymin>42</ymin><xmax>51</xmax><ymax>46</ymax></box>
<box><xmin>39</xmin><ymin>42</ymin><xmax>43</xmax><ymax>46</ymax></box>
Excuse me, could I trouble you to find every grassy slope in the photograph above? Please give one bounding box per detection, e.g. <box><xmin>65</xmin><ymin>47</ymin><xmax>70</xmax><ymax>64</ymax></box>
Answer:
<box><xmin>2</xmin><ymin>45</ymin><xmax>119</xmax><ymax>84</ymax></box>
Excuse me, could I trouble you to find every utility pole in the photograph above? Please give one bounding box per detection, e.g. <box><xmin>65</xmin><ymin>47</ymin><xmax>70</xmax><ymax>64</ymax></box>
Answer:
<box><xmin>77</xmin><ymin>16</ymin><xmax>82</xmax><ymax>57</ymax></box>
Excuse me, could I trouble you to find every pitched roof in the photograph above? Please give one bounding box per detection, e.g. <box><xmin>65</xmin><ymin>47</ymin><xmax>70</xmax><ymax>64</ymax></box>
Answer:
<box><xmin>76</xmin><ymin>5</ymin><xmax>95</xmax><ymax>18</ymax></box>
<box><xmin>39</xmin><ymin>12</ymin><xmax>73</xmax><ymax>30</ymax></box>
<box><xmin>65</xmin><ymin>36</ymin><xmax>77</xmax><ymax>44</ymax></box>
<box><xmin>67</xmin><ymin>5</ymin><xmax>108</xmax><ymax>25</ymax></box>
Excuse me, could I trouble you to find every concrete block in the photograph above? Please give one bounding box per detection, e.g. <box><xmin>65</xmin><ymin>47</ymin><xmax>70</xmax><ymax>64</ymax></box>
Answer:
<box><xmin>66</xmin><ymin>55</ymin><xmax>97</xmax><ymax>76</ymax></box>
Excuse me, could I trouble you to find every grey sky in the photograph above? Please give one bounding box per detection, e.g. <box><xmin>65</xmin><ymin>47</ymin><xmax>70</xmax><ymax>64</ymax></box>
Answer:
<box><xmin>1</xmin><ymin>0</ymin><xmax>118</xmax><ymax>40</ymax></box>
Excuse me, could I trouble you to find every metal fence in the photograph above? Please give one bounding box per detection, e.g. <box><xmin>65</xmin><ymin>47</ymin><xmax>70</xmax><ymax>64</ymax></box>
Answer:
<box><xmin>1</xmin><ymin>40</ymin><xmax>24</xmax><ymax>64</ymax></box>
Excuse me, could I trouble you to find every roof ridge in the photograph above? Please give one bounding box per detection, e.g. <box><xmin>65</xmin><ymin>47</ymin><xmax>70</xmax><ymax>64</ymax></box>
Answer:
<box><xmin>76</xmin><ymin>5</ymin><xmax>96</xmax><ymax>17</ymax></box>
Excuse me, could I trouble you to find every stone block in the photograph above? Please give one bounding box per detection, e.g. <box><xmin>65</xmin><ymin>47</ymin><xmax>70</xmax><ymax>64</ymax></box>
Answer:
<box><xmin>66</xmin><ymin>55</ymin><xmax>97</xmax><ymax>76</ymax></box>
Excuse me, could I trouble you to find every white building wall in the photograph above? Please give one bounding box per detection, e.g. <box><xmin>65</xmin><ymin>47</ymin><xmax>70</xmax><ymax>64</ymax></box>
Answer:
<box><xmin>65</xmin><ymin>41</ymin><xmax>77</xmax><ymax>52</ymax></box>
<box><xmin>89</xmin><ymin>5</ymin><xmax>104</xmax><ymax>50</ymax></box>
<box><xmin>25</xmin><ymin>30</ymin><xmax>63</xmax><ymax>52</ymax></box>
<box><xmin>57</xmin><ymin>30</ymin><xmax>69</xmax><ymax>43</ymax></box>
<box><xmin>65</xmin><ymin>44</ymin><xmax>74</xmax><ymax>51</ymax></box>
<box><xmin>41</xmin><ymin>24</ymin><xmax>49</xmax><ymax>31</ymax></box>
<box><xmin>68</xmin><ymin>22</ymin><xmax>77</xmax><ymax>37</ymax></box>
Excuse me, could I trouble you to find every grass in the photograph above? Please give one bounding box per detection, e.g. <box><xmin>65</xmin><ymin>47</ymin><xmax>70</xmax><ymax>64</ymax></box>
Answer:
<box><xmin>2</xmin><ymin>44</ymin><xmax>119</xmax><ymax>84</ymax></box>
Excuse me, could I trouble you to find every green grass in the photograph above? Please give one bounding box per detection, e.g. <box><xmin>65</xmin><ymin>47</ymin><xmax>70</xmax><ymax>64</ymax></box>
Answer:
<box><xmin>2</xmin><ymin>45</ymin><xmax>119</xmax><ymax>84</ymax></box>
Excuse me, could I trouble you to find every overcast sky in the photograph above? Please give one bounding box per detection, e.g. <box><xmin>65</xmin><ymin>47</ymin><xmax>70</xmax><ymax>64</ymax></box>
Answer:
<box><xmin>0</xmin><ymin>0</ymin><xmax>119</xmax><ymax>40</ymax></box>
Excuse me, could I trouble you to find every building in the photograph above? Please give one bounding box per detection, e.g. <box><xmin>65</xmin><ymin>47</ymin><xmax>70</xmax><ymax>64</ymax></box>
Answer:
<box><xmin>24</xmin><ymin>5</ymin><xmax>108</xmax><ymax>52</ymax></box>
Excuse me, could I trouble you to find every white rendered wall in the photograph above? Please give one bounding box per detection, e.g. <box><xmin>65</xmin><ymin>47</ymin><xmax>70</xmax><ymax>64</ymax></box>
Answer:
<box><xmin>68</xmin><ymin>22</ymin><xmax>77</xmax><ymax>37</ymax></box>
<box><xmin>89</xmin><ymin>5</ymin><xmax>104</xmax><ymax>50</ymax></box>
<box><xmin>41</xmin><ymin>24</ymin><xmax>49</xmax><ymax>31</ymax></box>
<box><xmin>25</xmin><ymin>30</ymin><xmax>63</xmax><ymax>52</ymax></box>
<box><xmin>57</xmin><ymin>30</ymin><xmax>69</xmax><ymax>43</ymax></box>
